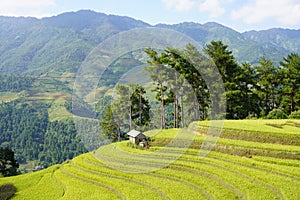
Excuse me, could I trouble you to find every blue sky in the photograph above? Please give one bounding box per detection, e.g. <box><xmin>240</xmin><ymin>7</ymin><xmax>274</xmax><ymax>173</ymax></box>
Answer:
<box><xmin>0</xmin><ymin>0</ymin><xmax>299</xmax><ymax>32</ymax></box>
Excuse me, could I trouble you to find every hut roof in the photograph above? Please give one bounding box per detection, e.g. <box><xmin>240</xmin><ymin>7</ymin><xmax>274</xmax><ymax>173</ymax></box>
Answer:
<box><xmin>127</xmin><ymin>130</ymin><xmax>143</xmax><ymax>137</ymax></box>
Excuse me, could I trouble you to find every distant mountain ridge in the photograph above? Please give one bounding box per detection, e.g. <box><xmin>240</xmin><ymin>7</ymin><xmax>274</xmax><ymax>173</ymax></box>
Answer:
<box><xmin>243</xmin><ymin>28</ymin><xmax>300</xmax><ymax>54</ymax></box>
<box><xmin>0</xmin><ymin>10</ymin><xmax>299</xmax><ymax>75</ymax></box>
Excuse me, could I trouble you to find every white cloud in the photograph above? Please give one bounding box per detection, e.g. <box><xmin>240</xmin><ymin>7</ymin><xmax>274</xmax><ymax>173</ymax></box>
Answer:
<box><xmin>162</xmin><ymin>0</ymin><xmax>195</xmax><ymax>11</ymax></box>
<box><xmin>199</xmin><ymin>0</ymin><xmax>225</xmax><ymax>18</ymax></box>
<box><xmin>0</xmin><ymin>0</ymin><xmax>56</xmax><ymax>18</ymax></box>
<box><xmin>231</xmin><ymin>0</ymin><xmax>300</xmax><ymax>26</ymax></box>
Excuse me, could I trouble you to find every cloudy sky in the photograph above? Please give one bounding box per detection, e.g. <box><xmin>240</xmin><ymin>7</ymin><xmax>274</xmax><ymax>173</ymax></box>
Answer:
<box><xmin>0</xmin><ymin>0</ymin><xmax>299</xmax><ymax>32</ymax></box>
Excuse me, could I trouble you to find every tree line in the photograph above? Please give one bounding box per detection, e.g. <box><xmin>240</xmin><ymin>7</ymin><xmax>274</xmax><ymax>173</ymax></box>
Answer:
<box><xmin>100</xmin><ymin>40</ymin><xmax>300</xmax><ymax>139</ymax></box>
<box><xmin>206</xmin><ymin>41</ymin><xmax>300</xmax><ymax>119</ymax></box>
<box><xmin>145</xmin><ymin>41</ymin><xmax>300</xmax><ymax>120</ymax></box>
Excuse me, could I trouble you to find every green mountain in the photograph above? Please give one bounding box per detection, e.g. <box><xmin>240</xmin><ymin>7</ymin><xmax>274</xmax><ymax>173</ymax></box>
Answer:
<box><xmin>155</xmin><ymin>22</ymin><xmax>291</xmax><ymax>64</ymax></box>
<box><xmin>243</xmin><ymin>28</ymin><xmax>300</xmax><ymax>55</ymax></box>
<box><xmin>0</xmin><ymin>10</ymin><xmax>149</xmax><ymax>75</ymax></box>
<box><xmin>0</xmin><ymin>10</ymin><xmax>299</xmax><ymax>76</ymax></box>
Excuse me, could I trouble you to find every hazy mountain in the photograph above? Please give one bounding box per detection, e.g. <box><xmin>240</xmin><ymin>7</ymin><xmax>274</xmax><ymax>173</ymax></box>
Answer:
<box><xmin>156</xmin><ymin>22</ymin><xmax>291</xmax><ymax>64</ymax></box>
<box><xmin>0</xmin><ymin>10</ymin><xmax>299</xmax><ymax>76</ymax></box>
<box><xmin>243</xmin><ymin>28</ymin><xmax>300</xmax><ymax>55</ymax></box>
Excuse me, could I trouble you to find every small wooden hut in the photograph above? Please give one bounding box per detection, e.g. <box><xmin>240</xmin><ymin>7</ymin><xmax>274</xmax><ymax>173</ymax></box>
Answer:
<box><xmin>127</xmin><ymin>129</ymin><xmax>147</xmax><ymax>145</ymax></box>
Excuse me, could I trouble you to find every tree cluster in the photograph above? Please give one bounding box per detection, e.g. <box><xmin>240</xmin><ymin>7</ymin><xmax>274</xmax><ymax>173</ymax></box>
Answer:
<box><xmin>145</xmin><ymin>41</ymin><xmax>300</xmax><ymax>120</ymax></box>
<box><xmin>100</xmin><ymin>84</ymin><xmax>151</xmax><ymax>141</ymax></box>
<box><xmin>100</xmin><ymin>40</ymin><xmax>300</xmax><ymax>140</ymax></box>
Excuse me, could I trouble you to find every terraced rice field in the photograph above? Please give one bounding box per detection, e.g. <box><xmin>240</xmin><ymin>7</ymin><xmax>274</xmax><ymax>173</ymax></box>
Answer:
<box><xmin>1</xmin><ymin>120</ymin><xmax>300</xmax><ymax>199</ymax></box>
<box><xmin>198</xmin><ymin>119</ymin><xmax>300</xmax><ymax>135</ymax></box>
<box><xmin>0</xmin><ymin>92</ymin><xmax>20</xmax><ymax>103</ymax></box>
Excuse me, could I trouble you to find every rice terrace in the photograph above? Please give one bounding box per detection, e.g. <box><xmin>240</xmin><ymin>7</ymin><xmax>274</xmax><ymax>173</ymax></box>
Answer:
<box><xmin>1</xmin><ymin>119</ymin><xmax>300</xmax><ymax>199</ymax></box>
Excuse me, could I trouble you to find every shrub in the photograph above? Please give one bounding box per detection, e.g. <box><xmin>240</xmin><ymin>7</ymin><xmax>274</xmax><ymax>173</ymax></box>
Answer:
<box><xmin>266</xmin><ymin>109</ymin><xmax>288</xmax><ymax>119</ymax></box>
<box><xmin>289</xmin><ymin>110</ymin><xmax>300</xmax><ymax>119</ymax></box>
<box><xmin>0</xmin><ymin>184</ymin><xmax>17</xmax><ymax>200</ymax></box>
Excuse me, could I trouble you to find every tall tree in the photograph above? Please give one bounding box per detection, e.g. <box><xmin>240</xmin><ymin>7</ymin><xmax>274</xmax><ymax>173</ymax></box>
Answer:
<box><xmin>130</xmin><ymin>85</ymin><xmax>151</xmax><ymax>129</ymax></box>
<box><xmin>144</xmin><ymin>48</ymin><xmax>171</xmax><ymax>129</ymax></box>
<box><xmin>145</xmin><ymin>45</ymin><xmax>210</xmax><ymax>124</ymax></box>
<box><xmin>204</xmin><ymin>40</ymin><xmax>243</xmax><ymax>119</ymax></box>
<box><xmin>181</xmin><ymin>44</ymin><xmax>210</xmax><ymax>120</ymax></box>
<box><xmin>160</xmin><ymin>48</ymin><xmax>185</xmax><ymax>126</ymax></box>
<box><xmin>255</xmin><ymin>57</ymin><xmax>279</xmax><ymax>116</ymax></box>
<box><xmin>239</xmin><ymin>62</ymin><xmax>260</xmax><ymax>117</ymax></box>
<box><xmin>114</xmin><ymin>84</ymin><xmax>131</xmax><ymax>132</ymax></box>
<box><xmin>204</xmin><ymin>41</ymin><xmax>238</xmax><ymax>85</ymax></box>
<box><xmin>280</xmin><ymin>53</ymin><xmax>300</xmax><ymax>114</ymax></box>
<box><xmin>100</xmin><ymin>105</ymin><xmax>119</xmax><ymax>141</ymax></box>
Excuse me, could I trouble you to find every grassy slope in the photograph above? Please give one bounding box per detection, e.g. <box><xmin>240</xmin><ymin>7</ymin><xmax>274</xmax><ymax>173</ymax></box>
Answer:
<box><xmin>0</xmin><ymin>120</ymin><xmax>300</xmax><ymax>200</ymax></box>
<box><xmin>48</xmin><ymin>97</ymin><xmax>73</xmax><ymax>122</ymax></box>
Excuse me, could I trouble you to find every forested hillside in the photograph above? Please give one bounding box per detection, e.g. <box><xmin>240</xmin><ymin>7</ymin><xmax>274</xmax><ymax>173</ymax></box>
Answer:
<box><xmin>0</xmin><ymin>10</ymin><xmax>148</xmax><ymax>75</ymax></box>
<box><xmin>0</xmin><ymin>102</ymin><xmax>87</xmax><ymax>170</ymax></box>
<box><xmin>0</xmin><ymin>10</ymin><xmax>300</xmax><ymax>76</ymax></box>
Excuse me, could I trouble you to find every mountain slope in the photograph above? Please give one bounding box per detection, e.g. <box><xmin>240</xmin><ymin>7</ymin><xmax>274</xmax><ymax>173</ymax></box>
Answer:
<box><xmin>0</xmin><ymin>10</ymin><xmax>149</xmax><ymax>75</ymax></box>
<box><xmin>243</xmin><ymin>28</ymin><xmax>300</xmax><ymax>54</ymax></box>
<box><xmin>156</xmin><ymin>22</ymin><xmax>289</xmax><ymax>64</ymax></box>
<box><xmin>0</xmin><ymin>10</ymin><xmax>299</xmax><ymax>76</ymax></box>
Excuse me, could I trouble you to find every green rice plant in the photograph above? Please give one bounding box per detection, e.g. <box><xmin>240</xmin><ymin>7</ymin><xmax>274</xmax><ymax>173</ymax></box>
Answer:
<box><xmin>63</xmin><ymin>162</ymin><xmax>163</xmax><ymax>200</ymax></box>
<box><xmin>0</xmin><ymin>165</ymin><xmax>58</xmax><ymax>192</ymax></box>
<box><xmin>206</xmin><ymin>152</ymin><xmax>300</xmax><ymax>200</ymax></box>
<box><xmin>80</xmin><ymin>153</ymin><xmax>223</xmax><ymax>200</ymax></box>
<box><xmin>54</xmin><ymin>167</ymin><xmax>120</xmax><ymax>200</ymax></box>
<box><xmin>95</xmin><ymin>144</ymin><xmax>266</xmax><ymax>196</ymax></box>
<box><xmin>76</xmin><ymin>154</ymin><xmax>173</xmax><ymax>200</ymax></box>
<box><xmin>73</xmin><ymin>157</ymin><xmax>170</xmax><ymax>200</ymax></box>
<box><xmin>154</xmin><ymin>166</ymin><xmax>240</xmax><ymax>200</ymax></box>
<box><xmin>82</xmin><ymin>158</ymin><xmax>209</xmax><ymax>200</ymax></box>
<box><xmin>252</xmin><ymin>156</ymin><xmax>300</xmax><ymax>168</ymax></box>
<box><xmin>217</xmin><ymin>137</ymin><xmax>300</xmax><ymax>152</ymax></box>
<box><xmin>208</xmin><ymin>152</ymin><xmax>300</xmax><ymax>179</ymax></box>
<box><xmin>173</xmin><ymin>159</ymin><xmax>280</xmax><ymax>199</ymax></box>
<box><xmin>116</xmin><ymin>143</ymin><xmax>299</xmax><ymax>199</ymax></box>
<box><xmin>201</xmin><ymin>126</ymin><xmax>300</xmax><ymax>146</ymax></box>
<box><xmin>197</xmin><ymin>119</ymin><xmax>300</xmax><ymax>135</ymax></box>
<box><xmin>101</xmin><ymin>143</ymin><xmax>284</xmax><ymax>197</ymax></box>
<box><xmin>12</xmin><ymin>172</ymin><xmax>63</xmax><ymax>200</ymax></box>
